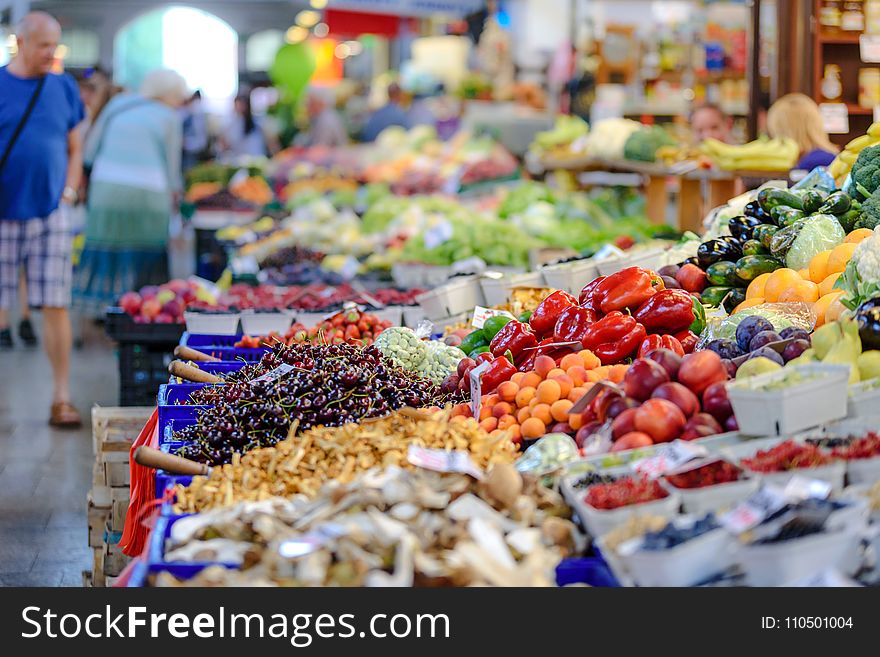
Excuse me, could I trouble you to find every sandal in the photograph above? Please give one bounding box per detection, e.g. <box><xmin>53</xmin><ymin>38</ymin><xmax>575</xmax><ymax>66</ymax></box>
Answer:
<box><xmin>50</xmin><ymin>401</ymin><xmax>82</xmax><ymax>429</ymax></box>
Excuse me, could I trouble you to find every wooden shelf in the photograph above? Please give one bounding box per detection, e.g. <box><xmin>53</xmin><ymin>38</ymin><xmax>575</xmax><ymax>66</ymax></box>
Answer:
<box><xmin>846</xmin><ymin>104</ymin><xmax>874</xmax><ymax>115</ymax></box>
<box><xmin>818</xmin><ymin>32</ymin><xmax>863</xmax><ymax>44</ymax></box>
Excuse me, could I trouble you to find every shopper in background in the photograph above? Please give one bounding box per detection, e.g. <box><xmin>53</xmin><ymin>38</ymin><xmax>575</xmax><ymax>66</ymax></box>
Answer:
<box><xmin>407</xmin><ymin>84</ymin><xmax>441</xmax><ymax>129</ymax></box>
<box><xmin>180</xmin><ymin>89</ymin><xmax>209</xmax><ymax>171</ymax></box>
<box><xmin>767</xmin><ymin>93</ymin><xmax>839</xmax><ymax>170</ymax></box>
<box><xmin>0</xmin><ymin>11</ymin><xmax>85</xmax><ymax>426</ymax></box>
<box><xmin>296</xmin><ymin>87</ymin><xmax>348</xmax><ymax>148</ymax></box>
<box><xmin>691</xmin><ymin>103</ymin><xmax>733</xmax><ymax>144</ymax></box>
<box><xmin>361</xmin><ymin>82</ymin><xmax>410</xmax><ymax>142</ymax></box>
<box><xmin>219</xmin><ymin>92</ymin><xmax>274</xmax><ymax>158</ymax></box>
<box><xmin>73</xmin><ymin>69</ymin><xmax>186</xmax><ymax>323</ymax></box>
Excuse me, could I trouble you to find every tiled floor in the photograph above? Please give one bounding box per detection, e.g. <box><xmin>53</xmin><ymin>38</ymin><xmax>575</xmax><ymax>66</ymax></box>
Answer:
<box><xmin>0</xmin><ymin>319</ymin><xmax>118</xmax><ymax>587</ymax></box>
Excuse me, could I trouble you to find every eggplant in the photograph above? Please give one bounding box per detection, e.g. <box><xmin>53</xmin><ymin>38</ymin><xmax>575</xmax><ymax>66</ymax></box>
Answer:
<box><xmin>801</xmin><ymin>189</ymin><xmax>827</xmax><ymax>214</ymax></box>
<box><xmin>722</xmin><ymin>287</ymin><xmax>747</xmax><ymax>314</ymax></box>
<box><xmin>728</xmin><ymin>215</ymin><xmax>763</xmax><ymax>241</ymax></box>
<box><xmin>697</xmin><ymin>239</ymin><xmax>740</xmax><ymax>269</ymax></box>
<box><xmin>682</xmin><ymin>256</ymin><xmax>700</xmax><ymax>267</ymax></box>
<box><xmin>743</xmin><ymin>200</ymin><xmax>773</xmax><ymax>223</ymax></box>
<box><xmin>741</xmin><ymin>239</ymin><xmax>768</xmax><ymax>256</ymax></box>
<box><xmin>717</xmin><ymin>236</ymin><xmax>744</xmax><ymax>259</ymax></box>
<box><xmin>818</xmin><ymin>191</ymin><xmax>852</xmax><ymax>215</ymax></box>
<box><xmin>855</xmin><ymin>298</ymin><xmax>880</xmax><ymax>351</ymax></box>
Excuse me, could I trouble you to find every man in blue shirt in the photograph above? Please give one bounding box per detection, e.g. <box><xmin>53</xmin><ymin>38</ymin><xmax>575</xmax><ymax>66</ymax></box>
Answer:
<box><xmin>361</xmin><ymin>82</ymin><xmax>410</xmax><ymax>142</ymax></box>
<box><xmin>0</xmin><ymin>11</ymin><xmax>85</xmax><ymax>427</ymax></box>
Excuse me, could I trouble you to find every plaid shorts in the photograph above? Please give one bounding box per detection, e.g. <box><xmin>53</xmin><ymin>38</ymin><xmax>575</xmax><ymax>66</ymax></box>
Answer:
<box><xmin>0</xmin><ymin>207</ymin><xmax>73</xmax><ymax>309</ymax></box>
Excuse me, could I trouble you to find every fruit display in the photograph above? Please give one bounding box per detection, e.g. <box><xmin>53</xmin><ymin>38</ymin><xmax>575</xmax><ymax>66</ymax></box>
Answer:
<box><xmin>664</xmin><ymin>460</ymin><xmax>744</xmax><ymax>489</ymax></box>
<box><xmin>174</xmin><ymin>408</ymin><xmax>520</xmax><ymax>511</ymax></box>
<box><xmin>622</xmin><ymin>125</ymin><xmax>677</xmax><ymax>163</ymax></box>
<box><xmin>837</xmin><ymin>225</ymin><xmax>880</xmax><ymax>312</ymax></box>
<box><xmin>529</xmin><ymin>115</ymin><xmax>590</xmax><ymax>161</ymax></box>
<box><xmin>705</xmin><ymin>317</ymin><xmax>812</xmax><ymax>377</ymax></box>
<box><xmin>739</xmin><ymin>440</ymin><xmax>834</xmax><ymax>473</ymax></box>
<box><xmin>118</xmin><ymin>279</ymin><xmax>215</xmax><ymax>324</ymax></box>
<box><xmin>830</xmin><ymin>432</ymin><xmax>880</xmax><ymax>460</ymax></box>
<box><xmin>229</xmin><ymin>175</ymin><xmax>273</xmax><ymax>206</ymax></box>
<box><xmin>162</xmin><ymin>464</ymin><xmax>573</xmax><ymax>587</ymax></box>
<box><xmin>827</xmin><ymin>122</ymin><xmax>880</xmax><ymax>185</ymax></box>
<box><xmin>174</xmin><ymin>342</ymin><xmax>464</xmax><ymax>465</ymax></box>
<box><xmin>699</xmin><ymin>137</ymin><xmax>798</xmax><ymax>171</ymax></box>
<box><xmin>639</xmin><ymin>514</ymin><xmax>719</xmax><ymax>550</ymax></box>
<box><xmin>234</xmin><ymin>309</ymin><xmax>393</xmax><ymax>348</ymax></box>
<box><xmin>584</xmin><ymin>476</ymin><xmax>669</xmax><ymax>511</ymax></box>
<box><xmin>779</xmin><ymin>316</ymin><xmax>880</xmax><ymax>384</ymax></box>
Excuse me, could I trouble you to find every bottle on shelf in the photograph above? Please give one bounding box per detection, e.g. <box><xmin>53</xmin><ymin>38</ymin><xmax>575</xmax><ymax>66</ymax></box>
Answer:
<box><xmin>819</xmin><ymin>0</ymin><xmax>843</xmax><ymax>34</ymax></box>
<box><xmin>866</xmin><ymin>0</ymin><xmax>880</xmax><ymax>33</ymax></box>
<box><xmin>821</xmin><ymin>64</ymin><xmax>844</xmax><ymax>101</ymax></box>
<box><xmin>841</xmin><ymin>0</ymin><xmax>865</xmax><ymax>31</ymax></box>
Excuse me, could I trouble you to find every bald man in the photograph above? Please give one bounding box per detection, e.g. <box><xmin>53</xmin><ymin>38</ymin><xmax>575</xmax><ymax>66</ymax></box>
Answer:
<box><xmin>0</xmin><ymin>11</ymin><xmax>85</xmax><ymax>427</ymax></box>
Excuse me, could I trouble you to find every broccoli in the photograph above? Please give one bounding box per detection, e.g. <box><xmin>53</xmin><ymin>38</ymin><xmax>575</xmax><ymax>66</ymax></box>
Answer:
<box><xmin>850</xmin><ymin>144</ymin><xmax>880</xmax><ymax>199</ymax></box>
<box><xmin>856</xmin><ymin>188</ymin><xmax>880</xmax><ymax>230</ymax></box>
<box><xmin>623</xmin><ymin>126</ymin><xmax>676</xmax><ymax>162</ymax></box>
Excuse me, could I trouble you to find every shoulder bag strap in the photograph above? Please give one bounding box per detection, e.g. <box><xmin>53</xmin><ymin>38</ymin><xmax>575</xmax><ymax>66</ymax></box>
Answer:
<box><xmin>0</xmin><ymin>75</ymin><xmax>46</xmax><ymax>175</ymax></box>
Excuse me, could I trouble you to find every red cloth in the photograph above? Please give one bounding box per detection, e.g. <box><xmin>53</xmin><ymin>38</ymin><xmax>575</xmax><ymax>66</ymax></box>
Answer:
<box><xmin>120</xmin><ymin>409</ymin><xmax>158</xmax><ymax>557</ymax></box>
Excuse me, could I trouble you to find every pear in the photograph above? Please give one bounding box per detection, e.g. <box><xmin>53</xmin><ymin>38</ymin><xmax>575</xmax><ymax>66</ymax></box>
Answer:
<box><xmin>736</xmin><ymin>357</ymin><xmax>783</xmax><ymax>380</ymax></box>
<box><xmin>811</xmin><ymin>322</ymin><xmax>842</xmax><ymax>360</ymax></box>
<box><xmin>787</xmin><ymin>348</ymin><xmax>816</xmax><ymax>368</ymax></box>
<box><xmin>857</xmin><ymin>350</ymin><xmax>880</xmax><ymax>383</ymax></box>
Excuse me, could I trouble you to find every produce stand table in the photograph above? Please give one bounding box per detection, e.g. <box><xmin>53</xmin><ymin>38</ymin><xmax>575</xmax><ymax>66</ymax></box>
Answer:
<box><xmin>190</xmin><ymin>208</ymin><xmax>261</xmax><ymax>281</ymax></box>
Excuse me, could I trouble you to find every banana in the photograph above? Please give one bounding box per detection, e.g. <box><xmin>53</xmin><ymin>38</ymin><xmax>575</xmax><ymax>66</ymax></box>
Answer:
<box><xmin>840</xmin><ymin>150</ymin><xmax>858</xmax><ymax>164</ymax></box>
<box><xmin>845</xmin><ymin>134</ymin><xmax>873</xmax><ymax>152</ymax></box>
<box><xmin>868</xmin><ymin>122</ymin><xmax>880</xmax><ymax>138</ymax></box>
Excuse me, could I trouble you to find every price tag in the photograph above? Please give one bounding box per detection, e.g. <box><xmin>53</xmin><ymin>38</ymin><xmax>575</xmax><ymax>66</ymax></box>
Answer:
<box><xmin>407</xmin><ymin>445</ymin><xmax>484</xmax><ymax>480</ymax></box>
<box><xmin>861</xmin><ymin>34</ymin><xmax>880</xmax><ymax>62</ymax></box>
<box><xmin>249</xmin><ymin>363</ymin><xmax>295</xmax><ymax>385</ymax></box>
<box><xmin>469</xmin><ymin>361</ymin><xmax>491</xmax><ymax>420</ymax></box>
<box><xmin>471</xmin><ymin>306</ymin><xmax>516</xmax><ymax>329</ymax></box>
<box><xmin>631</xmin><ymin>440</ymin><xmax>708</xmax><ymax>479</ymax></box>
<box><xmin>720</xmin><ymin>484</ymin><xmax>788</xmax><ymax>534</ymax></box>
<box><xmin>423</xmin><ymin>219</ymin><xmax>454</xmax><ymax>249</ymax></box>
<box><xmin>568</xmin><ymin>380</ymin><xmax>623</xmax><ymax>415</ymax></box>
<box><xmin>783</xmin><ymin>475</ymin><xmax>832</xmax><ymax>502</ymax></box>
<box><xmin>819</xmin><ymin>103</ymin><xmax>850</xmax><ymax>135</ymax></box>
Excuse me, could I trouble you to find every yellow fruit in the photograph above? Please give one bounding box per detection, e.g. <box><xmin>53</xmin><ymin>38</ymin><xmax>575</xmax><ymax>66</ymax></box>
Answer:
<box><xmin>797</xmin><ymin>268</ymin><xmax>811</xmax><ymax>280</ymax></box>
<box><xmin>826</xmin><ymin>294</ymin><xmax>848</xmax><ymax>324</ymax></box>
<box><xmin>763</xmin><ymin>268</ymin><xmax>802</xmax><ymax>303</ymax></box>
<box><xmin>778</xmin><ymin>280</ymin><xmax>820</xmax><ymax>304</ymax></box>
<box><xmin>808</xmin><ymin>250</ymin><xmax>831</xmax><ymax>283</ymax></box>
<box><xmin>746</xmin><ymin>272</ymin><xmax>773</xmax><ymax>300</ymax></box>
<box><xmin>733</xmin><ymin>297</ymin><xmax>765</xmax><ymax>313</ymax></box>
<box><xmin>813</xmin><ymin>292</ymin><xmax>841</xmax><ymax>328</ymax></box>
<box><xmin>819</xmin><ymin>271</ymin><xmax>842</xmax><ymax>297</ymax></box>
<box><xmin>845</xmin><ymin>228</ymin><xmax>874</xmax><ymax>244</ymax></box>
<box><xmin>827</xmin><ymin>242</ymin><xmax>858</xmax><ymax>274</ymax></box>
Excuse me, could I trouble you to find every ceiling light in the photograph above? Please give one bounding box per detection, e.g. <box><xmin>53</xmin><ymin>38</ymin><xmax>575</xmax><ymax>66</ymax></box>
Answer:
<box><xmin>285</xmin><ymin>25</ymin><xmax>309</xmax><ymax>43</ymax></box>
<box><xmin>296</xmin><ymin>10</ymin><xmax>321</xmax><ymax>27</ymax></box>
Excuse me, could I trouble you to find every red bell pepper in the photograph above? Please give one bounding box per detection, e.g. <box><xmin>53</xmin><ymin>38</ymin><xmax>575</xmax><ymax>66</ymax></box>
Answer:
<box><xmin>633</xmin><ymin>289</ymin><xmax>696</xmax><ymax>335</ymax></box>
<box><xmin>489</xmin><ymin>320</ymin><xmax>537</xmax><ymax>360</ymax></box>
<box><xmin>553</xmin><ymin>306</ymin><xmax>597</xmax><ymax>343</ymax></box>
<box><xmin>476</xmin><ymin>351</ymin><xmax>495</xmax><ymax>365</ymax></box>
<box><xmin>529</xmin><ymin>290</ymin><xmax>577</xmax><ymax>336</ymax></box>
<box><xmin>594</xmin><ymin>323</ymin><xmax>646</xmax><ymax>365</ymax></box>
<box><xmin>594</xmin><ymin>267</ymin><xmax>664</xmax><ymax>314</ymax></box>
<box><xmin>580</xmin><ymin>311</ymin><xmax>647</xmax><ymax>364</ymax></box>
<box><xmin>517</xmin><ymin>350</ymin><xmax>536</xmax><ymax>372</ymax></box>
<box><xmin>578</xmin><ymin>276</ymin><xmax>606</xmax><ymax>312</ymax></box>
<box><xmin>480</xmin><ymin>356</ymin><xmax>517</xmax><ymax>393</ymax></box>
<box><xmin>638</xmin><ymin>334</ymin><xmax>685</xmax><ymax>358</ymax></box>
<box><xmin>674</xmin><ymin>329</ymin><xmax>699</xmax><ymax>354</ymax></box>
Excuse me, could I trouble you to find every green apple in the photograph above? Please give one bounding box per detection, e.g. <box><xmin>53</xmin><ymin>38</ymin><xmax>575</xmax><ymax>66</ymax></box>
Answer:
<box><xmin>736</xmin><ymin>357</ymin><xmax>783</xmax><ymax>380</ymax></box>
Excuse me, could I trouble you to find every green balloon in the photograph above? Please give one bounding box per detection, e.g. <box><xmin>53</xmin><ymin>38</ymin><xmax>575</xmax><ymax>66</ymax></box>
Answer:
<box><xmin>269</xmin><ymin>42</ymin><xmax>316</xmax><ymax>102</ymax></box>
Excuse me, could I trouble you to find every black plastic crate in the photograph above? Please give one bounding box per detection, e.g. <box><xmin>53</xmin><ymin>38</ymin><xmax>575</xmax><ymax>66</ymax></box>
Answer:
<box><xmin>105</xmin><ymin>308</ymin><xmax>185</xmax><ymax>344</ymax></box>
<box><xmin>119</xmin><ymin>343</ymin><xmax>176</xmax><ymax>406</ymax></box>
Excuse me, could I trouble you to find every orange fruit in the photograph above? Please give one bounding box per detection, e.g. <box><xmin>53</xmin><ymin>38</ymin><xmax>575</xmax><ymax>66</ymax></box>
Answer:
<box><xmin>818</xmin><ymin>271</ymin><xmax>841</xmax><ymax>297</ymax></box>
<box><xmin>547</xmin><ymin>367</ymin><xmax>566</xmax><ymax>380</ymax></box>
<box><xmin>560</xmin><ymin>353</ymin><xmax>583</xmax><ymax>371</ymax></box>
<box><xmin>492</xmin><ymin>402</ymin><xmax>512</xmax><ymax>418</ymax></box>
<box><xmin>733</xmin><ymin>297</ymin><xmax>765</xmax><ymax>313</ymax></box>
<box><xmin>509</xmin><ymin>372</ymin><xmax>525</xmax><ymax>386</ymax></box>
<box><xmin>827</xmin><ymin>242</ymin><xmax>857</xmax><ymax>274</ymax></box>
<box><xmin>813</xmin><ymin>292</ymin><xmax>842</xmax><ymax>328</ymax></box>
<box><xmin>529</xmin><ymin>398</ymin><xmax>540</xmax><ymax>410</ymax></box>
<box><xmin>797</xmin><ymin>268</ymin><xmax>811</xmax><ymax>280</ymax></box>
<box><xmin>520</xmin><ymin>417</ymin><xmax>546</xmax><ymax>439</ymax></box>
<box><xmin>845</xmin><ymin>228</ymin><xmax>874</xmax><ymax>244</ymax></box>
<box><xmin>536</xmin><ymin>379</ymin><xmax>562</xmax><ymax>404</ymax></box>
<box><xmin>515</xmin><ymin>386</ymin><xmax>536</xmax><ymax>408</ymax></box>
<box><xmin>567</xmin><ymin>365</ymin><xmax>587</xmax><ymax>387</ymax></box>
<box><xmin>521</xmin><ymin>372</ymin><xmax>541</xmax><ymax>389</ymax></box>
<box><xmin>550</xmin><ymin>399</ymin><xmax>574</xmax><ymax>422</ymax></box>
<box><xmin>516</xmin><ymin>406</ymin><xmax>531</xmax><ymax>424</ymax></box>
<box><xmin>479</xmin><ymin>417</ymin><xmax>498</xmax><ymax>432</ymax></box>
<box><xmin>497</xmin><ymin>414</ymin><xmax>517</xmax><ymax>430</ymax></box>
<box><xmin>826</xmin><ymin>294</ymin><xmax>848</xmax><ymax>323</ymax></box>
<box><xmin>568</xmin><ymin>412</ymin><xmax>583</xmax><ymax>431</ymax></box>
<box><xmin>508</xmin><ymin>424</ymin><xmax>521</xmax><ymax>440</ymax></box>
<box><xmin>578</xmin><ymin>349</ymin><xmax>601</xmax><ymax>370</ymax></box>
<box><xmin>479</xmin><ymin>405</ymin><xmax>493</xmax><ymax>421</ymax></box>
<box><xmin>763</xmin><ymin>268</ymin><xmax>802</xmax><ymax>303</ymax></box>
<box><xmin>531</xmin><ymin>403</ymin><xmax>553</xmax><ymax>425</ymax></box>
<box><xmin>496</xmin><ymin>381</ymin><xmax>519</xmax><ymax>403</ymax></box>
<box><xmin>484</xmin><ymin>394</ymin><xmax>500</xmax><ymax>407</ymax></box>
<box><xmin>746</xmin><ymin>272</ymin><xmax>773</xmax><ymax>300</ymax></box>
<box><xmin>549</xmin><ymin>373</ymin><xmax>573</xmax><ymax>398</ymax></box>
<box><xmin>808</xmin><ymin>251</ymin><xmax>831</xmax><ymax>283</ymax></box>
<box><xmin>534</xmin><ymin>355</ymin><xmax>556</xmax><ymax>379</ymax></box>
<box><xmin>608</xmin><ymin>364</ymin><xmax>628</xmax><ymax>384</ymax></box>
<box><xmin>777</xmin><ymin>280</ymin><xmax>820</xmax><ymax>304</ymax></box>
<box><xmin>568</xmin><ymin>385</ymin><xmax>588</xmax><ymax>403</ymax></box>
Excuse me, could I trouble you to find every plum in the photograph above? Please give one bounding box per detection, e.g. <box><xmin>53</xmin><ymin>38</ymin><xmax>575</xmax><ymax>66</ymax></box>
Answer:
<box><xmin>706</xmin><ymin>338</ymin><xmax>743</xmax><ymax>360</ymax></box>
<box><xmin>782</xmin><ymin>338</ymin><xmax>811</xmax><ymax>362</ymax></box>
<box><xmin>721</xmin><ymin>358</ymin><xmax>738</xmax><ymax>378</ymax></box>
<box><xmin>657</xmin><ymin>264</ymin><xmax>681</xmax><ymax>279</ymax></box>
<box><xmin>735</xmin><ymin>315</ymin><xmax>774</xmax><ymax>351</ymax></box>
<box><xmin>623</xmin><ymin>359</ymin><xmax>670</xmax><ymax>401</ymax></box>
<box><xmin>748</xmin><ymin>330</ymin><xmax>782</xmax><ymax>352</ymax></box>
<box><xmin>644</xmin><ymin>348</ymin><xmax>683</xmax><ymax>381</ymax></box>
<box><xmin>779</xmin><ymin>326</ymin><xmax>810</xmax><ymax>342</ymax></box>
<box><xmin>747</xmin><ymin>346</ymin><xmax>784</xmax><ymax>366</ymax></box>
<box><xmin>661</xmin><ymin>275</ymin><xmax>682</xmax><ymax>290</ymax></box>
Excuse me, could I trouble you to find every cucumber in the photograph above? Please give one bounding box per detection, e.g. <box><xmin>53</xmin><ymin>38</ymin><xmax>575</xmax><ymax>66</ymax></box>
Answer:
<box><xmin>734</xmin><ymin>255</ymin><xmax>783</xmax><ymax>282</ymax></box>
<box><xmin>706</xmin><ymin>260</ymin><xmax>739</xmax><ymax>287</ymax></box>
<box><xmin>722</xmin><ymin>287</ymin><xmax>747</xmax><ymax>314</ymax></box>
<box><xmin>757</xmin><ymin>188</ymin><xmax>803</xmax><ymax>212</ymax></box>
<box><xmin>741</xmin><ymin>239</ymin><xmax>768</xmax><ymax>256</ymax></box>
<box><xmin>701</xmin><ymin>286</ymin><xmax>734</xmax><ymax>307</ymax></box>
<box><xmin>753</xmin><ymin>224</ymin><xmax>780</xmax><ymax>249</ymax></box>
<box><xmin>459</xmin><ymin>330</ymin><xmax>488</xmax><ymax>355</ymax></box>
<box><xmin>777</xmin><ymin>208</ymin><xmax>806</xmax><ymax>227</ymax></box>
<box><xmin>817</xmin><ymin>191</ymin><xmax>852</xmax><ymax>215</ymax></box>
<box><xmin>800</xmin><ymin>189</ymin><xmax>827</xmax><ymax>214</ymax></box>
<box><xmin>837</xmin><ymin>209</ymin><xmax>859</xmax><ymax>233</ymax></box>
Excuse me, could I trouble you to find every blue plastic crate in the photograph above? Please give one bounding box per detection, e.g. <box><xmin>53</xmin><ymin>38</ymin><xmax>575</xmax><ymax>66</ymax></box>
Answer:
<box><xmin>127</xmin><ymin>562</ymin><xmax>238</xmax><ymax>587</ymax></box>
<box><xmin>180</xmin><ymin>331</ymin><xmax>274</xmax><ymax>361</ymax></box>
<box><xmin>158</xmin><ymin>403</ymin><xmax>207</xmax><ymax>442</ymax></box>
<box><xmin>155</xmin><ymin>442</ymin><xmax>195</xmax><ymax>500</ymax></box>
<box><xmin>148</xmin><ymin>513</ymin><xmax>238</xmax><ymax>571</ymax></box>
<box><xmin>157</xmin><ymin>382</ymin><xmax>214</xmax><ymax>405</ymax></box>
<box><xmin>167</xmin><ymin>360</ymin><xmax>246</xmax><ymax>383</ymax></box>
<box><xmin>160</xmin><ymin>417</ymin><xmax>197</xmax><ymax>447</ymax></box>
<box><xmin>181</xmin><ymin>332</ymin><xmax>241</xmax><ymax>348</ymax></box>
<box><xmin>555</xmin><ymin>557</ymin><xmax>619</xmax><ymax>587</ymax></box>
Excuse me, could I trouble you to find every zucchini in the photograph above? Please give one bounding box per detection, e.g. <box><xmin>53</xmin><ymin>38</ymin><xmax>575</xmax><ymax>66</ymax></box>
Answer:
<box><xmin>722</xmin><ymin>288</ymin><xmax>747</xmax><ymax>314</ymax></box>
<box><xmin>741</xmin><ymin>239</ymin><xmax>768</xmax><ymax>256</ymax></box>
<box><xmin>777</xmin><ymin>208</ymin><xmax>807</xmax><ymax>227</ymax></box>
<box><xmin>735</xmin><ymin>255</ymin><xmax>783</xmax><ymax>282</ymax></box>
<box><xmin>817</xmin><ymin>191</ymin><xmax>852</xmax><ymax>215</ymax></box>
<box><xmin>701</xmin><ymin>286</ymin><xmax>734</xmax><ymax>307</ymax></box>
<box><xmin>757</xmin><ymin>188</ymin><xmax>803</xmax><ymax>212</ymax></box>
<box><xmin>706</xmin><ymin>260</ymin><xmax>739</xmax><ymax>286</ymax></box>
<box><xmin>753</xmin><ymin>224</ymin><xmax>780</xmax><ymax>249</ymax></box>
<box><xmin>800</xmin><ymin>189</ymin><xmax>827</xmax><ymax>214</ymax></box>
<box><xmin>837</xmin><ymin>209</ymin><xmax>859</xmax><ymax>233</ymax></box>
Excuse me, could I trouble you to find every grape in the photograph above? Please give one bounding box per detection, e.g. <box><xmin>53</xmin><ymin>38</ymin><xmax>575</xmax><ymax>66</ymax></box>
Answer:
<box><xmin>746</xmin><ymin>346</ymin><xmax>784</xmax><ymax>365</ymax></box>
<box><xmin>706</xmin><ymin>338</ymin><xmax>743</xmax><ymax>360</ymax></box>
<box><xmin>735</xmin><ymin>316</ymin><xmax>774</xmax><ymax>351</ymax></box>
<box><xmin>779</xmin><ymin>326</ymin><xmax>810</xmax><ymax>343</ymax></box>
<box><xmin>748</xmin><ymin>330</ymin><xmax>782</xmax><ymax>352</ymax></box>
<box><xmin>782</xmin><ymin>338</ymin><xmax>811</xmax><ymax>362</ymax></box>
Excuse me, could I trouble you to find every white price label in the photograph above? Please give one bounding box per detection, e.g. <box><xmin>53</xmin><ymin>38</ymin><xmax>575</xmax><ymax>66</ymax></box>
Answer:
<box><xmin>861</xmin><ymin>35</ymin><xmax>880</xmax><ymax>62</ymax></box>
<box><xmin>783</xmin><ymin>475</ymin><xmax>832</xmax><ymax>502</ymax></box>
<box><xmin>250</xmin><ymin>363</ymin><xmax>295</xmax><ymax>385</ymax></box>
<box><xmin>631</xmin><ymin>440</ymin><xmax>708</xmax><ymax>479</ymax></box>
<box><xmin>470</xmin><ymin>306</ymin><xmax>515</xmax><ymax>329</ymax></box>
<box><xmin>423</xmin><ymin>220</ymin><xmax>454</xmax><ymax>249</ymax></box>
<box><xmin>407</xmin><ymin>445</ymin><xmax>484</xmax><ymax>480</ymax></box>
<box><xmin>469</xmin><ymin>361</ymin><xmax>491</xmax><ymax>420</ymax></box>
<box><xmin>819</xmin><ymin>103</ymin><xmax>850</xmax><ymax>135</ymax></box>
<box><xmin>720</xmin><ymin>484</ymin><xmax>788</xmax><ymax>534</ymax></box>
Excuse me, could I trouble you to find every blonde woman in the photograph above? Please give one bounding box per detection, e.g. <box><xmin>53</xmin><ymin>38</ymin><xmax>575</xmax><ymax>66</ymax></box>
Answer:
<box><xmin>73</xmin><ymin>69</ymin><xmax>187</xmax><ymax>317</ymax></box>
<box><xmin>767</xmin><ymin>93</ymin><xmax>839</xmax><ymax>170</ymax></box>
